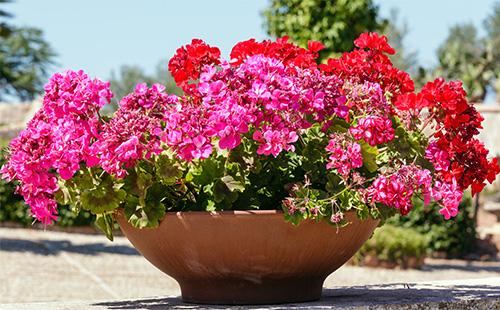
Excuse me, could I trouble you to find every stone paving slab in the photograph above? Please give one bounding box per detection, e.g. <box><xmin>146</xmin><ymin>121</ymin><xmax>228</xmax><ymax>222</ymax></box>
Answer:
<box><xmin>1</xmin><ymin>227</ymin><xmax>500</xmax><ymax>306</ymax></box>
<box><xmin>2</xmin><ymin>277</ymin><xmax>499</xmax><ymax>309</ymax></box>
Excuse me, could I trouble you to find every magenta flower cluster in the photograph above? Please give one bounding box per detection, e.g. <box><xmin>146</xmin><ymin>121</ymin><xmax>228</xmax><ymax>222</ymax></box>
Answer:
<box><xmin>349</xmin><ymin>116</ymin><xmax>394</xmax><ymax>147</ymax></box>
<box><xmin>325</xmin><ymin>133</ymin><xmax>363</xmax><ymax>178</ymax></box>
<box><xmin>367</xmin><ymin>165</ymin><xmax>432</xmax><ymax>216</ymax></box>
<box><xmin>425</xmin><ymin>142</ymin><xmax>450</xmax><ymax>172</ymax></box>
<box><xmin>1</xmin><ymin>70</ymin><xmax>112</xmax><ymax>223</ymax></box>
<box><xmin>91</xmin><ymin>83</ymin><xmax>177</xmax><ymax>178</ymax></box>
<box><xmin>163</xmin><ymin>55</ymin><xmax>345</xmax><ymax>160</ymax></box>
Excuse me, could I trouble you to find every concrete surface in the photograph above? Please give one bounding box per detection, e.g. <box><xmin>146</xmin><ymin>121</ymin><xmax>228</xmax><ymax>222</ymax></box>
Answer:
<box><xmin>1</xmin><ymin>227</ymin><xmax>500</xmax><ymax>308</ymax></box>
<box><xmin>1</xmin><ymin>278</ymin><xmax>499</xmax><ymax>309</ymax></box>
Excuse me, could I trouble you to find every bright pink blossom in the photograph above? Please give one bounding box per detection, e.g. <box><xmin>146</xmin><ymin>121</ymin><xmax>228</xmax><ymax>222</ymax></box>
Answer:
<box><xmin>254</xmin><ymin>129</ymin><xmax>298</xmax><ymax>157</ymax></box>
<box><xmin>1</xmin><ymin>70</ymin><xmax>113</xmax><ymax>223</ymax></box>
<box><xmin>91</xmin><ymin>83</ymin><xmax>177</xmax><ymax>177</ymax></box>
<box><xmin>42</xmin><ymin>69</ymin><xmax>112</xmax><ymax>118</ymax></box>
<box><xmin>368</xmin><ymin>165</ymin><xmax>432</xmax><ymax>215</ymax></box>
<box><xmin>425</xmin><ymin>142</ymin><xmax>450</xmax><ymax>171</ymax></box>
<box><xmin>432</xmin><ymin>179</ymin><xmax>463</xmax><ymax>220</ymax></box>
<box><xmin>325</xmin><ymin>134</ymin><xmax>363</xmax><ymax>177</ymax></box>
<box><xmin>349</xmin><ymin>116</ymin><xmax>394</xmax><ymax>146</ymax></box>
<box><xmin>345</xmin><ymin>81</ymin><xmax>391</xmax><ymax>116</ymax></box>
<box><xmin>167</xmin><ymin>55</ymin><xmax>346</xmax><ymax>160</ymax></box>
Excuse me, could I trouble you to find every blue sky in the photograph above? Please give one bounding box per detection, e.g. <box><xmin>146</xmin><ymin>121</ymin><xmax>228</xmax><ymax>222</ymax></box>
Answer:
<box><xmin>7</xmin><ymin>0</ymin><xmax>499</xmax><ymax>80</ymax></box>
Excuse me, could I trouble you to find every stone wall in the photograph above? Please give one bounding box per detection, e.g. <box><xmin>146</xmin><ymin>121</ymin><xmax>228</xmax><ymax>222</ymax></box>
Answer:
<box><xmin>0</xmin><ymin>101</ymin><xmax>40</xmax><ymax>140</ymax></box>
<box><xmin>477</xmin><ymin>105</ymin><xmax>500</xmax><ymax>190</ymax></box>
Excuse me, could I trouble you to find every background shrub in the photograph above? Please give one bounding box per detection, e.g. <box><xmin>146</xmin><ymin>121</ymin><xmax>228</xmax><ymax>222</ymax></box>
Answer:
<box><xmin>388</xmin><ymin>194</ymin><xmax>476</xmax><ymax>258</ymax></box>
<box><xmin>355</xmin><ymin>224</ymin><xmax>428</xmax><ymax>268</ymax></box>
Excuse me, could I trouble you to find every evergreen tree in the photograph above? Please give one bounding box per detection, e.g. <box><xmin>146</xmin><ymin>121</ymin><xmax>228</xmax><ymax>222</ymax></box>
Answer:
<box><xmin>0</xmin><ymin>0</ymin><xmax>55</xmax><ymax>101</ymax></box>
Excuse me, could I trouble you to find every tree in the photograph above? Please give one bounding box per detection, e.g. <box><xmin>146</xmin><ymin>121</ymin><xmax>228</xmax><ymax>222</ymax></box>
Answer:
<box><xmin>0</xmin><ymin>1</ymin><xmax>55</xmax><ymax>101</ymax></box>
<box><xmin>433</xmin><ymin>2</ymin><xmax>500</xmax><ymax>103</ymax></box>
<box><xmin>0</xmin><ymin>0</ymin><xmax>13</xmax><ymax>38</ymax></box>
<box><xmin>263</xmin><ymin>0</ymin><xmax>387</xmax><ymax>61</ymax></box>
<box><xmin>108</xmin><ymin>60</ymin><xmax>181</xmax><ymax>107</ymax></box>
<box><xmin>382</xmin><ymin>8</ymin><xmax>433</xmax><ymax>90</ymax></box>
<box><xmin>484</xmin><ymin>2</ymin><xmax>500</xmax><ymax>100</ymax></box>
<box><xmin>383</xmin><ymin>9</ymin><xmax>418</xmax><ymax>74</ymax></box>
<box><xmin>109</xmin><ymin>65</ymin><xmax>154</xmax><ymax>102</ymax></box>
<box><xmin>436</xmin><ymin>24</ymin><xmax>494</xmax><ymax>102</ymax></box>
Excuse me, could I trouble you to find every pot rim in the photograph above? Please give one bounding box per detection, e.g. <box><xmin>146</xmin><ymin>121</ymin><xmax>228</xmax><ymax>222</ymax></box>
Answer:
<box><xmin>115</xmin><ymin>208</ymin><xmax>362</xmax><ymax>218</ymax></box>
<box><xmin>116</xmin><ymin>208</ymin><xmax>286</xmax><ymax>216</ymax></box>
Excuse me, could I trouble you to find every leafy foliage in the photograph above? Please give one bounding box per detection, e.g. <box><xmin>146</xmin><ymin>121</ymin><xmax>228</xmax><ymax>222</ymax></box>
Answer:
<box><xmin>434</xmin><ymin>2</ymin><xmax>500</xmax><ymax>102</ymax></box>
<box><xmin>388</xmin><ymin>194</ymin><xmax>476</xmax><ymax>258</ymax></box>
<box><xmin>108</xmin><ymin>60</ymin><xmax>182</xmax><ymax>103</ymax></box>
<box><xmin>0</xmin><ymin>1</ymin><xmax>55</xmax><ymax>101</ymax></box>
<box><xmin>0</xmin><ymin>0</ymin><xmax>13</xmax><ymax>39</ymax></box>
<box><xmin>485</xmin><ymin>3</ymin><xmax>500</xmax><ymax>98</ymax></box>
<box><xmin>355</xmin><ymin>224</ymin><xmax>428</xmax><ymax>267</ymax></box>
<box><xmin>263</xmin><ymin>0</ymin><xmax>387</xmax><ymax>60</ymax></box>
<box><xmin>435</xmin><ymin>24</ymin><xmax>494</xmax><ymax>102</ymax></box>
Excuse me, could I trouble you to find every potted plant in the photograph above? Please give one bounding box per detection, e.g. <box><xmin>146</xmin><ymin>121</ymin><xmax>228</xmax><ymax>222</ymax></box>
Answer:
<box><xmin>2</xmin><ymin>33</ymin><xmax>499</xmax><ymax>304</ymax></box>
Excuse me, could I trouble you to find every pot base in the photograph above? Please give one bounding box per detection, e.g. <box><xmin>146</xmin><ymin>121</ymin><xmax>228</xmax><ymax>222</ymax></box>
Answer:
<box><xmin>179</xmin><ymin>277</ymin><xmax>323</xmax><ymax>304</ymax></box>
<box><xmin>116</xmin><ymin>210</ymin><xmax>379</xmax><ymax>305</ymax></box>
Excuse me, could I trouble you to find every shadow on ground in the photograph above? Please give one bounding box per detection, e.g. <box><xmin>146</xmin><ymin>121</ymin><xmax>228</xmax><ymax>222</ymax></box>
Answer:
<box><xmin>93</xmin><ymin>284</ymin><xmax>500</xmax><ymax>309</ymax></box>
<box><xmin>421</xmin><ymin>262</ymin><xmax>500</xmax><ymax>273</ymax></box>
<box><xmin>0</xmin><ymin>238</ymin><xmax>139</xmax><ymax>256</ymax></box>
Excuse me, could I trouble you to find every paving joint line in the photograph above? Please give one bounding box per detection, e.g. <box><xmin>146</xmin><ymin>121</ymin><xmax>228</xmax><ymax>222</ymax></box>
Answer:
<box><xmin>39</xmin><ymin>239</ymin><xmax>121</xmax><ymax>299</ymax></box>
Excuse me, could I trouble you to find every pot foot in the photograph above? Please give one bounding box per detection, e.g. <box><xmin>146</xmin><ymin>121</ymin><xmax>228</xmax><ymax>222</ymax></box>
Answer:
<box><xmin>179</xmin><ymin>277</ymin><xmax>324</xmax><ymax>305</ymax></box>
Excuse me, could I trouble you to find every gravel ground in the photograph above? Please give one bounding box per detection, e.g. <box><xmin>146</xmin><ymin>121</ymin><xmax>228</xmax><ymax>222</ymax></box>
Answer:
<box><xmin>1</xmin><ymin>227</ymin><xmax>499</xmax><ymax>304</ymax></box>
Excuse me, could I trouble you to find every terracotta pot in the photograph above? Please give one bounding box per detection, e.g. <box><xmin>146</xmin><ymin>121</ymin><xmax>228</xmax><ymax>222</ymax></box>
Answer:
<box><xmin>116</xmin><ymin>210</ymin><xmax>379</xmax><ymax>305</ymax></box>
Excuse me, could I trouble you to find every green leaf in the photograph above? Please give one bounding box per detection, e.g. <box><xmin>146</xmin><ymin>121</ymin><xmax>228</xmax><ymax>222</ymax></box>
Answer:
<box><xmin>155</xmin><ymin>156</ymin><xmax>183</xmax><ymax>185</ymax></box>
<box><xmin>408</xmin><ymin>131</ymin><xmax>425</xmax><ymax>154</ymax></box>
<box><xmin>123</xmin><ymin>182</ymin><xmax>168</xmax><ymax>229</ymax></box>
<box><xmin>74</xmin><ymin>169</ymin><xmax>97</xmax><ymax>189</ymax></box>
<box><xmin>356</xmin><ymin>204</ymin><xmax>369</xmax><ymax>220</ymax></box>
<box><xmin>124</xmin><ymin>199</ymin><xmax>166</xmax><ymax>229</ymax></box>
<box><xmin>54</xmin><ymin>179</ymin><xmax>74</xmax><ymax>205</ymax></box>
<box><xmin>282</xmin><ymin>205</ymin><xmax>303</xmax><ymax>226</ymax></box>
<box><xmin>95</xmin><ymin>213</ymin><xmax>115</xmax><ymax>241</ymax></box>
<box><xmin>221</xmin><ymin>175</ymin><xmax>245</xmax><ymax>192</ymax></box>
<box><xmin>326</xmin><ymin>173</ymin><xmax>342</xmax><ymax>193</ymax></box>
<box><xmin>185</xmin><ymin>171</ymin><xmax>194</xmax><ymax>182</ymax></box>
<box><xmin>226</xmin><ymin>162</ymin><xmax>246</xmax><ymax>183</ymax></box>
<box><xmin>136</xmin><ymin>169</ymin><xmax>153</xmax><ymax>196</ymax></box>
<box><xmin>213</xmin><ymin>179</ymin><xmax>239</xmax><ymax>203</ymax></box>
<box><xmin>360</xmin><ymin>141</ymin><xmax>378</xmax><ymax>173</ymax></box>
<box><xmin>191</xmin><ymin>157</ymin><xmax>224</xmax><ymax>185</ymax></box>
<box><xmin>80</xmin><ymin>174</ymin><xmax>126</xmax><ymax>214</ymax></box>
<box><xmin>330</xmin><ymin>118</ymin><xmax>350</xmax><ymax>132</ymax></box>
<box><xmin>205</xmin><ymin>200</ymin><xmax>216</xmax><ymax>212</ymax></box>
<box><xmin>123</xmin><ymin>168</ymin><xmax>153</xmax><ymax>204</ymax></box>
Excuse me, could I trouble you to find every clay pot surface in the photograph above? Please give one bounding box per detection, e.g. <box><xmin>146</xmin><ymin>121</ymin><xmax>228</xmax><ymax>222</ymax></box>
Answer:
<box><xmin>116</xmin><ymin>210</ymin><xmax>379</xmax><ymax>305</ymax></box>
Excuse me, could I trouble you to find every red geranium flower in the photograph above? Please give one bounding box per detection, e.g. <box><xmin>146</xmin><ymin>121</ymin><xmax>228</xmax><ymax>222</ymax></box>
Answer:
<box><xmin>354</xmin><ymin>32</ymin><xmax>396</xmax><ymax>55</ymax></box>
<box><xmin>168</xmin><ymin>39</ymin><xmax>221</xmax><ymax>92</ymax></box>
